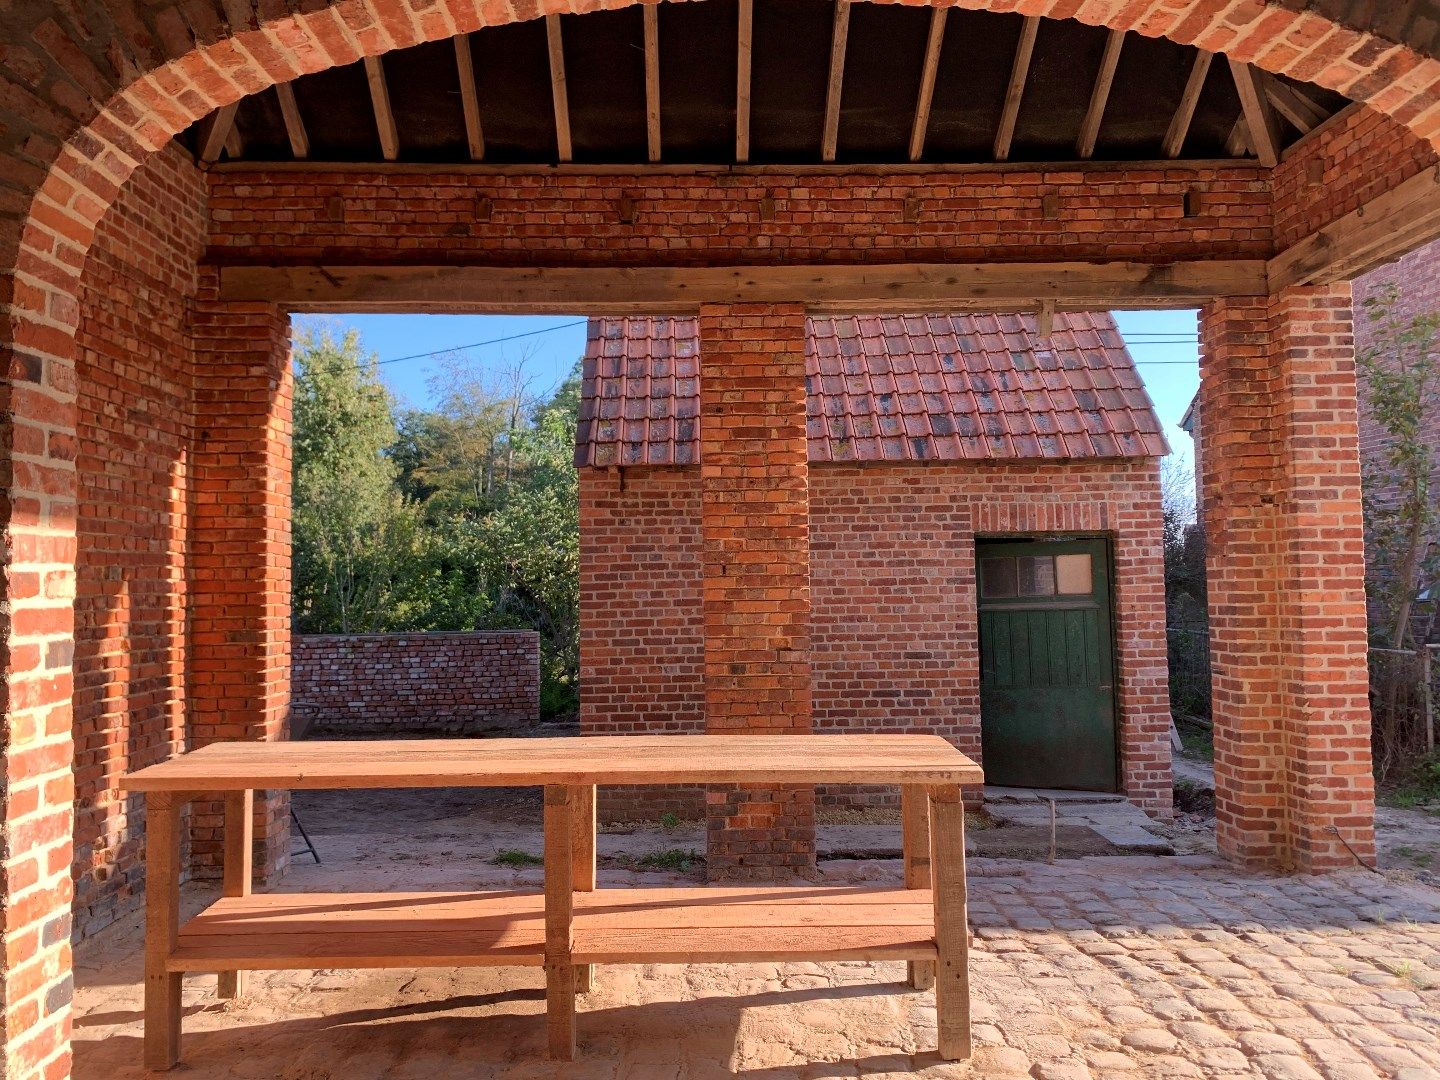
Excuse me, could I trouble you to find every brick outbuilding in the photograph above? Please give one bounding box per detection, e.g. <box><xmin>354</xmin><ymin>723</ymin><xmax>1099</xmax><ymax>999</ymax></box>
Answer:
<box><xmin>578</xmin><ymin>313</ymin><xmax>1173</xmax><ymax>823</ymax></box>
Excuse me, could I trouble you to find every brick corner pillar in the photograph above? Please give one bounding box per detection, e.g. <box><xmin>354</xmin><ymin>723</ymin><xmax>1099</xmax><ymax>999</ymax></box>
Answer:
<box><xmin>697</xmin><ymin>303</ymin><xmax>817</xmax><ymax>881</ymax></box>
<box><xmin>188</xmin><ymin>280</ymin><xmax>293</xmax><ymax>883</ymax></box>
<box><xmin>1199</xmin><ymin>285</ymin><xmax>1375</xmax><ymax>873</ymax></box>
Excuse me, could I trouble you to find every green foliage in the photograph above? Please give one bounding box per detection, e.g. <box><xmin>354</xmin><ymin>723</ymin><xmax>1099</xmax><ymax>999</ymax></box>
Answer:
<box><xmin>490</xmin><ymin>848</ymin><xmax>544</xmax><ymax>867</ymax></box>
<box><xmin>1380</xmin><ymin>751</ymin><xmax>1440</xmax><ymax>811</ymax></box>
<box><xmin>620</xmin><ymin>848</ymin><xmax>702</xmax><ymax>872</ymax></box>
<box><xmin>1357</xmin><ymin>284</ymin><xmax>1440</xmax><ymax>648</ymax></box>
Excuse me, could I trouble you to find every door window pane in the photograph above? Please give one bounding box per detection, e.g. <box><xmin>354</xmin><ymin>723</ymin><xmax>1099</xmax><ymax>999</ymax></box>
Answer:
<box><xmin>1017</xmin><ymin>555</ymin><xmax>1056</xmax><ymax>596</ymax></box>
<box><xmin>1056</xmin><ymin>553</ymin><xmax>1093</xmax><ymax>595</ymax></box>
<box><xmin>981</xmin><ymin>557</ymin><xmax>1017</xmax><ymax>598</ymax></box>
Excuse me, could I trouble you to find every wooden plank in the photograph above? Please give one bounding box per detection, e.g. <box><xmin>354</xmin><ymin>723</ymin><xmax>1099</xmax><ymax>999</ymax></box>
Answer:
<box><xmin>821</xmin><ymin>0</ymin><xmax>852</xmax><ymax>163</ymax></box>
<box><xmin>1228</xmin><ymin>59</ymin><xmax>1278</xmax><ymax>167</ymax></box>
<box><xmin>215</xmin><ymin>260</ymin><xmax>1269</xmax><ymax>315</ymax></box>
<box><xmin>1225</xmin><ymin>115</ymin><xmax>1249</xmax><ymax>158</ymax></box>
<box><xmin>546</xmin><ymin>15</ymin><xmax>573</xmax><ymax>163</ymax></box>
<box><xmin>454</xmin><ymin>35</ymin><xmax>486</xmax><ymax>161</ymax></box>
<box><xmin>275</xmin><ymin>83</ymin><xmax>309</xmax><ymax>160</ymax></box>
<box><xmin>908</xmin><ymin>8</ymin><xmax>948</xmax><ymax>163</ymax></box>
<box><xmin>573</xmin><ymin>784</ymin><xmax>596</xmax><ymax>993</ymax></box>
<box><xmin>1265</xmin><ymin>78</ymin><xmax>1326</xmax><ymax>134</ymax></box>
<box><xmin>545</xmin><ymin>786</ymin><xmax>576</xmax><ymax>1061</ymax></box>
<box><xmin>574</xmin><ymin>928</ymin><xmax>937</xmax><ymax>964</ymax></box>
<box><xmin>200</xmin><ymin>102</ymin><xmax>239</xmax><ymax>163</ymax></box>
<box><xmin>736</xmin><ymin>0</ymin><xmax>753</xmax><ymax>163</ymax></box>
<box><xmin>171</xmin><ymin>931</ymin><xmax>547</xmax><ymax>970</ymax></box>
<box><xmin>1269</xmin><ymin>163</ymin><xmax>1440</xmax><ymax>288</ymax></box>
<box><xmin>363</xmin><ymin>56</ymin><xmax>399</xmax><ymax>162</ymax></box>
<box><xmin>644</xmin><ymin>5</ymin><xmax>661</xmax><ymax>163</ymax></box>
<box><xmin>144</xmin><ymin>792</ymin><xmax>184</xmax><ymax>1070</ymax></box>
<box><xmin>902</xmin><ymin>784</ymin><xmax>935</xmax><ymax>990</ymax></box>
<box><xmin>930</xmin><ymin>785</ymin><xmax>971</xmax><ymax>1061</ymax></box>
<box><xmin>216</xmin><ymin>790</ymin><xmax>252</xmax><ymax>999</ymax></box>
<box><xmin>994</xmin><ymin>16</ymin><xmax>1040</xmax><ymax>163</ymax></box>
<box><xmin>1076</xmin><ymin>28</ymin><xmax>1124</xmax><ymax>160</ymax></box>
<box><xmin>1162</xmin><ymin>50</ymin><xmax>1212</xmax><ymax>159</ymax></box>
<box><xmin>122</xmin><ymin>734</ymin><xmax>984</xmax><ymax>791</ymax></box>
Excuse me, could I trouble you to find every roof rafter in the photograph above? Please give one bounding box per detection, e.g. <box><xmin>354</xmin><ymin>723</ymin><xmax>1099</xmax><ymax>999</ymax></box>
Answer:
<box><xmin>546</xmin><ymin>14</ymin><xmax>573</xmax><ymax>163</ymax></box>
<box><xmin>736</xmin><ymin>0</ymin><xmax>753</xmax><ymax>163</ymax></box>
<box><xmin>821</xmin><ymin>0</ymin><xmax>852</xmax><ymax>163</ymax></box>
<box><xmin>1162</xmin><ymin>49</ymin><xmax>1212</xmax><ymax>158</ymax></box>
<box><xmin>275</xmin><ymin>83</ymin><xmax>309</xmax><ymax>160</ymax></box>
<box><xmin>994</xmin><ymin>15</ymin><xmax>1040</xmax><ymax>163</ymax></box>
<box><xmin>644</xmin><ymin>5</ymin><xmax>662</xmax><ymax>163</ymax></box>
<box><xmin>454</xmin><ymin>35</ymin><xmax>486</xmax><ymax>161</ymax></box>
<box><xmin>363</xmin><ymin>56</ymin><xmax>399</xmax><ymax>162</ymax></box>
<box><xmin>908</xmin><ymin>8</ymin><xmax>948</xmax><ymax>163</ymax></box>
<box><xmin>200</xmin><ymin>102</ymin><xmax>240</xmax><ymax>163</ymax></box>
<box><xmin>1076</xmin><ymin>28</ymin><xmax>1124</xmax><ymax>160</ymax></box>
<box><xmin>1265</xmin><ymin>79</ymin><xmax>1327</xmax><ymax>133</ymax></box>
<box><xmin>1228</xmin><ymin>58</ymin><xmax>1279</xmax><ymax>167</ymax></box>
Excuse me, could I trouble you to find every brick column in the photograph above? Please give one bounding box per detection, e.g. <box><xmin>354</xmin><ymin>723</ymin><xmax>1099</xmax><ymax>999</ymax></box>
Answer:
<box><xmin>698</xmin><ymin>304</ymin><xmax>816</xmax><ymax>880</ymax></box>
<box><xmin>187</xmin><ymin>286</ymin><xmax>293</xmax><ymax>882</ymax></box>
<box><xmin>1199</xmin><ymin>286</ymin><xmax>1375</xmax><ymax>872</ymax></box>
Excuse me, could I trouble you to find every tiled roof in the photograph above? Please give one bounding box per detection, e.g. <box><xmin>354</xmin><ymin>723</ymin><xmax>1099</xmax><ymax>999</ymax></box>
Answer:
<box><xmin>576</xmin><ymin>312</ymin><xmax>1169</xmax><ymax>467</ymax></box>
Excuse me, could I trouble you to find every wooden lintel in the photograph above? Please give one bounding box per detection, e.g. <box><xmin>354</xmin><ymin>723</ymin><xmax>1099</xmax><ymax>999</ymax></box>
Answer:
<box><xmin>995</xmin><ymin>16</ymin><xmax>1040</xmax><ymax>163</ymax></box>
<box><xmin>363</xmin><ymin>57</ymin><xmax>400</xmax><ymax>162</ymax></box>
<box><xmin>1162</xmin><ymin>50</ymin><xmax>1212</xmax><ymax>159</ymax></box>
<box><xmin>736</xmin><ymin>0</ymin><xmax>753</xmax><ymax>163</ymax></box>
<box><xmin>1228</xmin><ymin>59</ymin><xmax>1278</xmax><ymax>167</ymax></box>
<box><xmin>644</xmin><ymin>5</ymin><xmax>662</xmax><ymax>163</ymax></box>
<box><xmin>1269</xmin><ymin>164</ymin><xmax>1440</xmax><ymax>289</ymax></box>
<box><xmin>455</xmin><ymin>35</ymin><xmax>486</xmax><ymax>161</ymax></box>
<box><xmin>200</xmin><ymin>102</ymin><xmax>240</xmax><ymax>163</ymax></box>
<box><xmin>275</xmin><ymin>83</ymin><xmax>309</xmax><ymax>160</ymax></box>
<box><xmin>216</xmin><ymin>260</ymin><xmax>1269</xmax><ymax>313</ymax></box>
<box><xmin>909</xmin><ymin>8</ymin><xmax>948</xmax><ymax>163</ymax></box>
<box><xmin>821</xmin><ymin>1</ymin><xmax>852</xmax><ymax>163</ymax></box>
<box><xmin>1076</xmin><ymin>29</ymin><xmax>1124</xmax><ymax>161</ymax></box>
<box><xmin>546</xmin><ymin>15</ymin><xmax>573</xmax><ymax>163</ymax></box>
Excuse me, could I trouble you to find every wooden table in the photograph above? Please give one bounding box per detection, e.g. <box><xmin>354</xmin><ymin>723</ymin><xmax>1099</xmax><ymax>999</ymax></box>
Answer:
<box><xmin>121</xmin><ymin>735</ymin><xmax>983</xmax><ymax>1069</ymax></box>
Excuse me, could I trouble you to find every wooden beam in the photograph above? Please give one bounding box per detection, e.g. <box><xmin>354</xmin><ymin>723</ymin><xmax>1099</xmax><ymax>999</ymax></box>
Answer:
<box><xmin>454</xmin><ymin>35</ymin><xmax>485</xmax><ymax>161</ymax></box>
<box><xmin>364</xmin><ymin>56</ymin><xmax>399</xmax><ymax>162</ymax></box>
<box><xmin>546</xmin><ymin>15</ymin><xmax>573</xmax><ymax>163</ymax></box>
<box><xmin>200</xmin><ymin>102</ymin><xmax>240</xmax><ymax>163</ymax></box>
<box><xmin>1224</xmin><ymin>115</ymin><xmax>1249</xmax><ymax>157</ymax></box>
<box><xmin>644</xmin><ymin>5</ymin><xmax>661</xmax><ymax>163</ymax></box>
<box><xmin>1269</xmin><ymin>163</ymin><xmax>1440</xmax><ymax>288</ymax></box>
<box><xmin>908</xmin><ymin>8</ymin><xmax>948</xmax><ymax>163</ymax></box>
<box><xmin>1076</xmin><ymin>29</ymin><xmax>1124</xmax><ymax>161</ymax></box>
<box><xmin>1265</xmin><ymin>79</ymin><xmax>1327</xmax><ymax>134</ymax></box>
<box><xmin>219</xmin><ymin>259</ymin><xmax>1270</xmax><ymax>313</ymax></box>
<box><xmin>1228</xmin><ymin>59</ymin><xmax>1278</xmax><ymax>167</ymax></box>
<box><xmin>1162</xmin><ymin>50</ymin><xmax>1212</xmax><ymax>159</ymax></box>
<box><xmin>275</xmin><ymin>83</ymin><xmax>310</xmax><ymax>160</ymax></box>
<box><xmin>736</xmin><ymin>0</ymin><xmax>753</xmax><ymax>163</ymax></box>
<box><xmin>994</xmin><ymin>16</ymin><xmax>1040</xmax><ymax>163</ymax></box>
<box><xmin>821</xmin><ymin>0</ymin><xmax>852</xmax><ymax>163</ymax></box>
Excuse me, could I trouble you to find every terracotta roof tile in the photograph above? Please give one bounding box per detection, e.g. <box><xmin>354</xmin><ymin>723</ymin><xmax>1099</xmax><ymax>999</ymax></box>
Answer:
<box><xmin>575</xmin><ymin>312</ymin><xmax>1169</xmax><ymax>467</ymax></box>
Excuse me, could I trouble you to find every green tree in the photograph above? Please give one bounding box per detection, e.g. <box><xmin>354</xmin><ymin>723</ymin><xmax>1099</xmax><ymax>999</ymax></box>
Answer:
<box><xmin>292</xmin><ymin>327</ymin><xmax>425</xmax><ymax>633</ymax></box>
<box><xmin>1357</xmin><ymin>283</ymin><xmax>1440</xmax><ymax>648</ymax></box>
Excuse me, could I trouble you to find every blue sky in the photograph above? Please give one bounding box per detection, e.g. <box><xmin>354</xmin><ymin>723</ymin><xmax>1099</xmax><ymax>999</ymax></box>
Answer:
<box><xmin>294</xmin><ymin>308</ymin><xmax>1200</xmax><ymax>469</ymax></box>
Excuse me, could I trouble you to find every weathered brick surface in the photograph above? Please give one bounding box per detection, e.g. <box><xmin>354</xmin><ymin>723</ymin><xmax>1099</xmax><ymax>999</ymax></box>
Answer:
<box><xmin>1199</xmin><ymin>286</ymin><xmax>1375</xmax><ymax>872</ymax></box>
<box><xmin>293</xmin><ymin>632</ymin><xmax>540</xmax><ymax>736</ymax></box>
<box><xmin>581</xmin><ymin>460</ymin><xmax>1172</xmax><ymax>817</ymax></box>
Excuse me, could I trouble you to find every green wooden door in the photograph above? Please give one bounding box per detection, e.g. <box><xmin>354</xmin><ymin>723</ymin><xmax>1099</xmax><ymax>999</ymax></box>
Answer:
<box><xmin>976</xmin><ymin>538</ymin><xmax>1118</xmax><ymax>791</ymax></box>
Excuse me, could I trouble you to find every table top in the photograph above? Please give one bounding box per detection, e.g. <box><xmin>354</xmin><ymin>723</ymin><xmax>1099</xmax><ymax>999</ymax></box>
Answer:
<box><xmin>120</xmin><ymin>734</ymin><xmax>983</xmax><ymax>791</ymax></box>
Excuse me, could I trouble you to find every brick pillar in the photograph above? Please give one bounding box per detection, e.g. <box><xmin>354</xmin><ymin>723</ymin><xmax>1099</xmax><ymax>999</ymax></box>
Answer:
<box><xmin>1199</xmin><ymin>286</ymin><xmax>1375</xmax><ymax>872</ymax></box>
<box><xmin>187</xmin><ymin>285</ymin><xmax>293</xmax><ymax>882</ymax></box>
<box><xmin>698</xmin><ymin>304</ymin><xmax>816</xmax><ymax>881</ymax></box>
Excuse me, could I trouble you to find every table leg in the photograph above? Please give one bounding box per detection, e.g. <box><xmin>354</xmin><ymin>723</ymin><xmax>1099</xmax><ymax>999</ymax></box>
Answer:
<box><xmin>218</xmin><ymin>789</ymin><xmax>253</xmax><ymax>999</ymax></box>
<box><xmin>543</xmin><ymin>785</ymin><xmax>577</xmax><ymax>1060</ymax></box>
<box><xmin>144</xmin><ymin>791</ymin><xmax>184</xmax><ymax>1070</ymax></box>
<box><xmin>573</xmin><ymin>784</ymin><xmax>596</xmax><ymax>994</ymax></box>
<box><xmin>929</xmin><ymin>785</ymin><xmax>971</xmax><ymax>1061</ymax></box>
<box><xmin>901</xmin><ymin>784</ymin><xmax>935</xmax><ymax>990</ymax></box>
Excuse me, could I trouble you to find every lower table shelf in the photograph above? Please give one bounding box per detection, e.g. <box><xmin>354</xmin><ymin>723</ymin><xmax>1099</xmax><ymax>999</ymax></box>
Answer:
<box><xmin>168</xmin><ymin>886</ymin><xmax>937</xmax><ymax>972</ymax></box>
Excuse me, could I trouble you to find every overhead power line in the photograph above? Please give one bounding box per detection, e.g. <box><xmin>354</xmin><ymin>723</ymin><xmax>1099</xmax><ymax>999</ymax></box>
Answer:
<box><xmin>378</xmin><ymin>319</ymin><xmax>588</xmax><ymax>366</ymax></box>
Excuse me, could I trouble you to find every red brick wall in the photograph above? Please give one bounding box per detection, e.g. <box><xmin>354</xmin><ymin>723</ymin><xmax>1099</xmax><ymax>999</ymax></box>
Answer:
<box><xmin>293</xmin><ymin>632</ymin><xmax>540</xmax><ymax>736</ymax></box>
<box><xmin>205</xmin><ymin>165</ymin><xmax>1273</xmax><ymax>267</ymax></box>
<box><xmin>72</xmin><ymin>144</ymin><xmax>204</xmax><ymax>940</ymax></box>
<box><xmin>580</xmin><ymin>458</ymin><xmax>1172</xmax><ymax>816</ymax></box>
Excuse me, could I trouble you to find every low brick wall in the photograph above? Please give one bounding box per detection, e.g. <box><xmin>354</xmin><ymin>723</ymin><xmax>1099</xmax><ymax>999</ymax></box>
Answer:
<box><xmin>293</xmin><ymin>632</ymin><xmax>540</xmax><ymax>737</ymax></box>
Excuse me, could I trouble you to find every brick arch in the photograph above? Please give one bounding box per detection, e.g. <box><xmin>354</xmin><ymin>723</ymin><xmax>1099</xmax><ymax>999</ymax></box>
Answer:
<box><xmin>1</xmin><ymin>0</ymin><xmax>1438</xmax><ymax>1074</ymax></box>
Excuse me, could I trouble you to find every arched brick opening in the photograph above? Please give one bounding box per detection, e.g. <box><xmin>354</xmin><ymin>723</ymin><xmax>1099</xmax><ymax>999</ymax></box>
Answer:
<box><xmin>3</xmin><ymin>1</ymin><xmax>1440</xmax><ymax>1075</ymax></box>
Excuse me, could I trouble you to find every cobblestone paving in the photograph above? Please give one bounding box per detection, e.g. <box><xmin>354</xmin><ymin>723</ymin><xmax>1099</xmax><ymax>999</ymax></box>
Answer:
<box><xmin>73</xmin><ymin>856</ymin><xmax>1440</xmax><ymax>1080</ymax></box>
